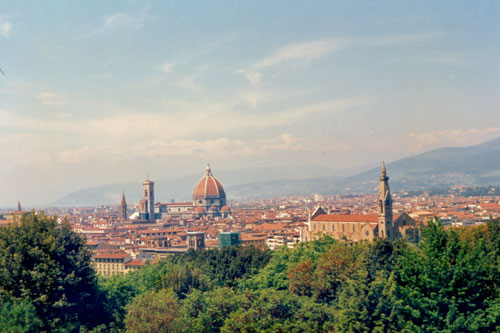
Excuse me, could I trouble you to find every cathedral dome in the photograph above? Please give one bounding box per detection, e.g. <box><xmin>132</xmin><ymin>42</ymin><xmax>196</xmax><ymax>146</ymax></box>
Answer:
<box><xmin>193</xmin><ymin>164</ymin><xmax>226</xmax><ymax>200</ymax></box>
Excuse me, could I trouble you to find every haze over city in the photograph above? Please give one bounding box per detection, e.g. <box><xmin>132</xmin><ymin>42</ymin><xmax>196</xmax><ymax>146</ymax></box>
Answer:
<box><xmin>1</xmin><ymin>1</ymin><xmax>499</xmax><ymax>206</ymax></box>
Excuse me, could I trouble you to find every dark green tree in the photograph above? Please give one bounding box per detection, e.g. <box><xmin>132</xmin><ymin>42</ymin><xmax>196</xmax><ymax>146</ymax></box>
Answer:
<box><xmin>393</xmin><ymin>219</ymin><xmax>500</xmax><ymax>332</ymax></box>
<box><xmin>180</xmin><ymin>287</ymin><xmax>243</xmax><ymax>332</ymax></box>
<box><xmin>221</xmin><ymin>289</ymin><xmax>335</xmax><ymax>332</ymax></box>
<box><xmin>0</xmin><ymin>299</ymin><xmax>43</xmax><ymax>332</ymax></box>
<box><xmin>0</xmin><ymin>213</ymin><xmax>106</xmax><ymax>331</ymax></box>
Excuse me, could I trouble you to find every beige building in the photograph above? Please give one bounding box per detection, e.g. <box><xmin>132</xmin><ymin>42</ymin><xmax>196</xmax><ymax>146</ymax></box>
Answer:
<box><xmin>93</xmin><ymin>252</ymin><xmax>132</xmax><ymax>276</ymax></box>
<box><xmin>303</xmin><ymin>163</ymin><xmax>420</xmax><ymax>243</ymax></box>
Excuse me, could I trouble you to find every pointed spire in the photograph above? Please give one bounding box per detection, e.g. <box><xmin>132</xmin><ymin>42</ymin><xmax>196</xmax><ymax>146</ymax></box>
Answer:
<box><xmin>380</xmin><ymin>161</ymin><xmax>388</xmax><ymax>181</ymax></box>
<box><xmin>120</xmin><ymin>191</ymin><xmax>128</xmax><ymax>222</ymax></box>
<box><xmin>205</xmin><ymin>163</ymin><xmax>212</xmax><ymax>176</ymax></box>
<box><xmin>17</xmin><ymin>201</ymin><xmax>21</xmax><ymax>212</ymax></box>
<box><xmin>378</xmin><ymin>161</ymin><xmax>391</xmax><ymax>201</ymax></box>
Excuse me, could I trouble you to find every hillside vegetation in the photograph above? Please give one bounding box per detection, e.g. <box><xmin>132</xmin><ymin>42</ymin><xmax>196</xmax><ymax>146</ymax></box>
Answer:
<box><xmin>1</xmin><ymin>215</ymin><xmax>500</xmax><ymax>332</ymax></box>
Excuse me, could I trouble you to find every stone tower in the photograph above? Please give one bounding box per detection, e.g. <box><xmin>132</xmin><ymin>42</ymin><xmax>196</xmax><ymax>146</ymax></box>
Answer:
<box><xmin>377</xmin><ymin>161</ymin><xmax>393</xmax><ymax>239</ymax></box>
<box><xmin>120</xmin><ymin>192</ymin><xmax>128</xmax><ymax>222</ymax></box>
<box><xmin>142</xmin><ymin>179</ymin><xmax>155</xmax><ymax>221</ymax></box>
<box><xmin>16</xmin><ymin>201</ymin><xmax>21</xmax><ymax>212</ymax></box>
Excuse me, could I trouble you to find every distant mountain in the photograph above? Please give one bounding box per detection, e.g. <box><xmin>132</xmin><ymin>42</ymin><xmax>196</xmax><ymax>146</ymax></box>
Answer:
<box><xmin>228</xmin><ymin>137</ymin><xmax>500</xmax><ymax>198</ymax></box>
<box><xmin>339</xmin><ymin>136</ymin><xmax>500</xmax><ymax>193</ymax></box>
<box><xmin>51</xmin><ymin>137</ymin><xmax>500</xmax><ymax>206</ymax></box>
<box><xmin>51</xmin><ymin>165</ymin><xmax>344</xmax><ymax>207</ymax></box>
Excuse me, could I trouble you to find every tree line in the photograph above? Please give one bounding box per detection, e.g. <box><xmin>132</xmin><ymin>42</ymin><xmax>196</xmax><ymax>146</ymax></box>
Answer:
<box><xmin>1</xmin><ymin>214</ymin><xmax>499</xmax><ymax>332</ymax></box>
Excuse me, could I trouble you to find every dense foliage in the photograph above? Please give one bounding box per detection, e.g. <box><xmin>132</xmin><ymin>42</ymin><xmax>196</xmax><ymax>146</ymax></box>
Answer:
<box><xmin>2</xmin><ymin>215</ymin><xmax>500</xmax><ymax>332</ymax></box>
<box><xmin>0</xmin><ymin>214</ymin><xmax>107</xmax><ymax>332</ymax></box>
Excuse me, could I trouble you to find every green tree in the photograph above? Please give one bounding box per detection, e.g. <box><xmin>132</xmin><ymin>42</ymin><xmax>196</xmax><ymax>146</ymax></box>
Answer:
<box><xmin>0</xmin><ymin>299</ymin><xmax>43</xmax><ymax>332</ymax></box>
<box><xmin>240</xmin><ymin>235</ymin><xmax>336</xmax><ymax>291</ymax></box>
<box><xmin>0</xmin><ymin>213</ymin><xmax>106</xmax><ymax>331</ymax></box>
<box><xmin>221</xmin><ymin>289</ymin><xmax>334</xmax><ymax>332</ymax></box>
<box><xmin>185</xmin><ymin>245</ymin><xmax>271</xmax><ymax>287</ymax></box>
<box><xmin>394</xmin><ymin>219</ymin><xmax>500</xmax><ymax>332</ymax></box>
<box><xmin>125</xmin><ymin>289</ymin><xmax>181</xmax><ymax>333</ymax></box>
<box><xmin>180</xmin><ymin>287</ymin><xmax>242</xmax><ymax>333</ymax></box>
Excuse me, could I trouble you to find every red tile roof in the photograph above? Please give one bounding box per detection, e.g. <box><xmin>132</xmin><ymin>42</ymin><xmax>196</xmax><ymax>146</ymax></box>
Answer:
<box><xmin>94</xmin><ymin>252</ymin><xmax>129</xmax><ymax>259</ymax></box>
<box><xmin>312</xmin><ymin>214</ymin><xmax>378</xmax><ymax>223</ymax></box>
<box><xmin>125</xmin><ymin>259</ymin><xmax>145</xmax><ymax>267</ymax></box>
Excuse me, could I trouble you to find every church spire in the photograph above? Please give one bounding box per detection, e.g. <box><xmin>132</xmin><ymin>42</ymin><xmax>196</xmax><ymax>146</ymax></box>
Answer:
<box><xmin>17</xmin><ymin>201</ymin><xmax>21</xmax><ymax>212</ymax></box>
<box><xmin>120</xmin><ymin>191</ymin><xmax>128</xmax><ymax>222</ymax></box>
<box><xmin>205</xmin><ymin>163</ymin><xmax>212</xmax><ymax>176</ymax></box>
<box><xmin>380</xmin><ymin>160</ymin><xmax>388</xmax><ymax>181</ymax></box>
<box><xmin>378</xmin><ymin>161</ymin><xmax>391</xmax><ymax>202</ymax></box>
<box><xmin>378</xmin><ymin>161</ymin><xmax>393</xmax><ymax>239</ymax></box>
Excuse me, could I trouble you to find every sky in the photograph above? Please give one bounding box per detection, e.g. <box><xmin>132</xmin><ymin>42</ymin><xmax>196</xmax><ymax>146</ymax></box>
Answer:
<box><xmin>1</xmin><ymin>1</ymin><xmax>499</xmax><ymax>206</ymax></box>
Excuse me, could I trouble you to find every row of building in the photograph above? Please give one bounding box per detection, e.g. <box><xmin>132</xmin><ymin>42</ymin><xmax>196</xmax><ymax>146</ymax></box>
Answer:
<box><xmin>6</xmin><ymin>163</ymin><xmax>500</xmax><ymax>277</ymax></box>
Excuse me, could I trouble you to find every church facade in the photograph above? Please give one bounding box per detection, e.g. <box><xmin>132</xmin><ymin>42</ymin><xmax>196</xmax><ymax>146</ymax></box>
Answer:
<box><xmin>302</xmin><ymin>163</ymin><xmax>420</xmax><ymax>243</ymax></box>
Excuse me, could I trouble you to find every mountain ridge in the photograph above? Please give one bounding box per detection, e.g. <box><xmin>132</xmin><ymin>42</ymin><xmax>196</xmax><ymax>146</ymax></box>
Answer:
<box><xmin>51</xmin><ymin>137</ymin><xmax>500</xmax><ymax>207</ymax></box>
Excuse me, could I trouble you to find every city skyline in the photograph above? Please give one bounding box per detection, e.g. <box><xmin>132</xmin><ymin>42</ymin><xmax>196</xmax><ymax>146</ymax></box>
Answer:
<box><xmin>1</xmin><ymin>1</ymin><xmax>499</xmax><ymax>206</ymax></box>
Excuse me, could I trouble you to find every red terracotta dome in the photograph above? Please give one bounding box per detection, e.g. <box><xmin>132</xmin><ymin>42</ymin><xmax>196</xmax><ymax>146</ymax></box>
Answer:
<box><xmin>220</xmin><ymin>205</ymin><xmax>231</xmax><ymax>212</ymax></box>
<box><xmin>193</xmin><ymin>164</ymin><xmax>226</xmax><ymax>200</ymax></box>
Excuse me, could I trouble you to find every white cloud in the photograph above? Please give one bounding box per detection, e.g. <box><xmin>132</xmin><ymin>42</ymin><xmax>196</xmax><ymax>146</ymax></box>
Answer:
<box><xmin>0</xmin><ymin>18</ymin><xmax>12</xmax><ymax>38</ymax></box>
<box><xmin>408</xmin><ymin>128</ymin><xmax>500</xmax><ymax>151</ymax></box>
<box><xmin>175</xmin><ymin>65</ymin><xmax>211</xmax><ymax>93</ymax></box>
<box><xmin>255</xmin><ymin>39</ymin><xmax>347</xmax><ymax>70</ymax></box>
<box><xmin>240</xmin><ymin>32</ymin><xmax>442</xmax><ymax>85</ymax></box>
<box><xmin>128</xmin><ymin>134</ymin><xmax>309</xmax><ymax>159</ymax></box>
<box><xmin>35</xmin><ymin>91</ymin><xmax>65</xmax><ymax>107</ymax></box>
<box><xmin>238</xmin><ymin>70</ymin><xmax>262</xmax><ymax>86</ymax></box>
<box><xmin>0</xmin><ymin>94</ymin><xmax>368</xmax><ymax>145</ymax></box>
<box><xmin>361</xmin><ymin>32</ymin><xmax>443</xmax><ymax>47</ymax></box>
<box><xmin>241</xmin><ymin>39</ymin><xmax>347</xmax><ymax>85</ymax></box>
<box><xmin>0</xmin><ymin>110</ymin><xmax>79</xmax><ymax>133</ymax></box>
<box><xmin>58</xmin><ymin>147</ymin><xmax>92</xmax><ymax>164</ymax></box>
<box><xmin>88</xmin><ymin>6</ymin><xmax>150</xmax><ymax>36</ymax></box>
<box><xmin>47</xmin><ymin>133</ymin><xmax>310</xmax><ymax>167</ymax></box>
<box><xmin>159</xmin><ymin>62</ymin><xmax>174</xmax><ymax>73</ymax></box>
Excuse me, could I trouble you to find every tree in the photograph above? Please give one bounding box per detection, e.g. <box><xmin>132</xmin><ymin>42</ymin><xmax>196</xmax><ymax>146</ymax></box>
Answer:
<box><xmin>125</xmin><ymin>289</ymin><xmax>181</xmax><ymax>333</ymax></box>
<box><xmin>0</xmin><ymin>213</ymin><xmax>106</xmax><ymax>331</ymax></box>
<box><xmin>393</xmin><ymin>218</ymin><xmax>500</xmax><ymax>332</ymax></box>
<box><xmin>0</xmin><ymin>299</ymin><xmax>43</xmax><ymax>332</ymax></box>
<box><xmin>180</xmin><ymin>287</ymin><xmax>243</xmax><ymax>333</ymax></box>
<box><xmin>221</xmin><ymin>289</ymin><xmax>335</xmax><ymax>332</ymax></box>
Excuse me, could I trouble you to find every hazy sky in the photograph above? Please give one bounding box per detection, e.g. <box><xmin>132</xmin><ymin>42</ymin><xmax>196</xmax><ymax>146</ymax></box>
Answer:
<box><xmin>1</xmin><ymin>1</ymin><xmax>499</xmax><ymax>206</ymax></box>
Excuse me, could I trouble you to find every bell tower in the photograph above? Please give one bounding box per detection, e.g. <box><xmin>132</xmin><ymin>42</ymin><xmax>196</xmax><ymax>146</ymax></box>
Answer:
<box><xmin>142</xmin><ymin>179</ymin><xmax>155</xmax><ymax>221</ymax></box>
<box><xmin>378</xmin><ymin>161</ymin><xmax>393</xmax><ymax>239</ymax></box>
